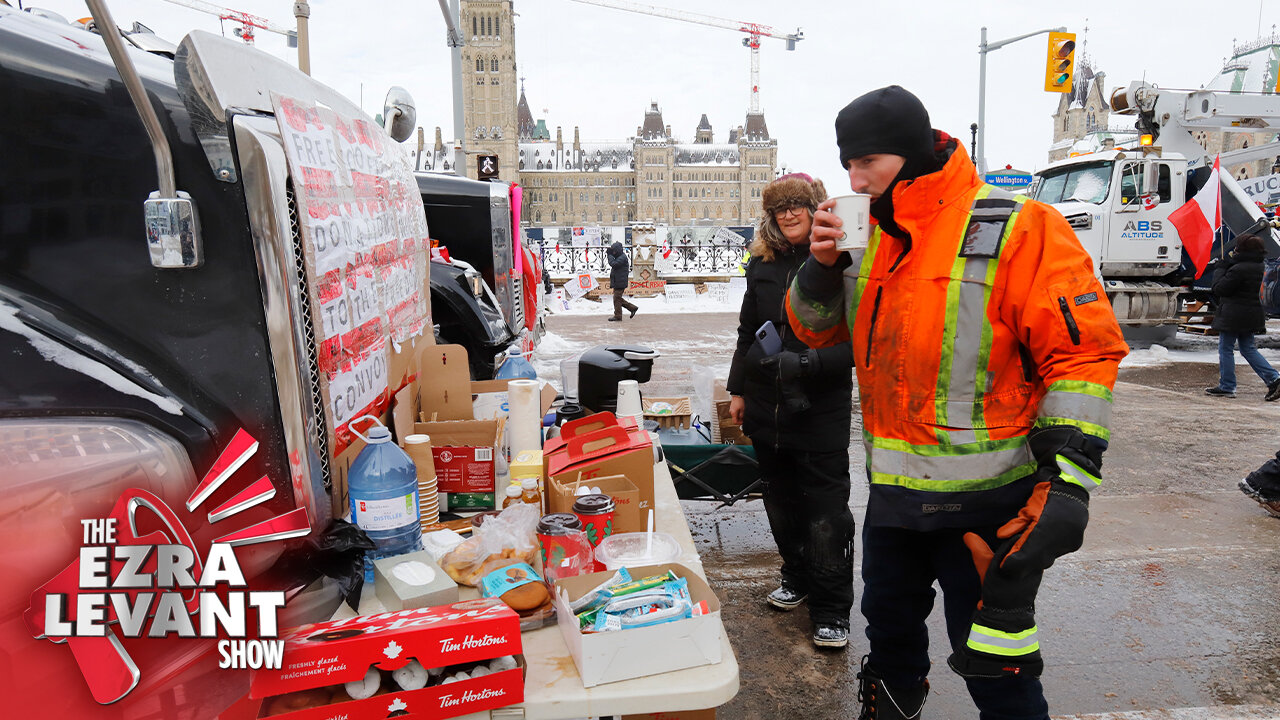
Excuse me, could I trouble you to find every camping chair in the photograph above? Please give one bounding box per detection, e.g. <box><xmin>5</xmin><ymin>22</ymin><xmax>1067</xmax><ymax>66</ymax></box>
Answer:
<box><xmin>663</xmin><ymin>443</ymin><xmax>760</xmax><ymax>508</ymax></box>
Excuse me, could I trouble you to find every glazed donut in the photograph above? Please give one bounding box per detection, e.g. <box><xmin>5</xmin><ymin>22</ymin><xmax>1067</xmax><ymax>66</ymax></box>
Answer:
<box><xmin>489</xmin><ymin>655</ymin><xmax>517</xmax><ymax>673</ymax></box>
<box><xmin>305</xmin><ymin>628</ymin><xmax>364</xmax><ymax>643</ymax></box>
<box><xmin>344</xmin><ymin>666</ymin><xmax>382</xmax><ymax>700</ymax></box>
<box><xmin>392</xmin><ymin>659</ymin><xmax>429</xmax><ymax>691</ymax></box>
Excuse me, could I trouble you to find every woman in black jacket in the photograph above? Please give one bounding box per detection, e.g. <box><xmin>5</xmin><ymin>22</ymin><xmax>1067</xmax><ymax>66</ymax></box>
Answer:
<box><xmin>727</xmin><ymin>173</ymin><xmax>855</xmax><ymax>649</ymax></box>
<box><xmin>1206</xmin><ymin>233</ymin><xmax>1280</xmax><ymax>400</ymax></box>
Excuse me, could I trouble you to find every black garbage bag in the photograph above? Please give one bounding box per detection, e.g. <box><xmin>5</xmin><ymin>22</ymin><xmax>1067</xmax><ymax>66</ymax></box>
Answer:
<box><xmin>272</xmin><ymin>519</ymin><xmax>376</xmax><ymax>612</ymax></box>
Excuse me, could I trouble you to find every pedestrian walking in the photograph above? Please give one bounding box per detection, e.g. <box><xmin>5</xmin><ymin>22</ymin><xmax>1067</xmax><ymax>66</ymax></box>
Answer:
<box><xmin>1204</xmin><ymin>233</ymin><xmax>1280</xmax><ymax>400</ymax></box>
<box><xmin>786</xmin><ymin>85</ymin><xmax>1128</xmax><ymax>719</ymax></box>
<box><xmin>606</xmin><ymin>241</ymin><xmax>638</xmax><ymax>321</ymax></box>
<box><xmin>1239</xmin><ymin>450</ymin><xmax>1280</xmax><ymax>517</ymax></box>
<box><xmin>726</xmin><ymin>172</ymin><xmax>856</xmax><ymax>649</ymax></box>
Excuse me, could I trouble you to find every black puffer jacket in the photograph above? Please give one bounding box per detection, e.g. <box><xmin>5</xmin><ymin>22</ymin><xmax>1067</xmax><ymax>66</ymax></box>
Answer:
<box><xmin>606</xmin><ymin>242</ymin><xmax>630</xmax><ymax>289</ymax></box>
<box><xmin>1212</xmin><ymin>248</ymin><xmax>1268</xmax><ymax>335</ymax></box>
<box><xmin>727</xmin><ymin>244</ymin><xmax>854</xmax><ymax>451</ymax></box>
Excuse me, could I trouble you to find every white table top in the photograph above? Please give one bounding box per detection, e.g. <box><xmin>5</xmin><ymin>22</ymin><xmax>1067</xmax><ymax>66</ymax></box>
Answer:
<box><xmin>339</xmin><ymin>455</ymin><xmax>740</xmax><ymax>719</ymax></box>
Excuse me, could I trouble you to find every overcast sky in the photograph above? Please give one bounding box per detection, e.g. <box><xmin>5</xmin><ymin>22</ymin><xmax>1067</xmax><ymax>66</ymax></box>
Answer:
<box><xmin>27</xmin><ymin>0</ymin><xmax>1280</xmax><ymax>193</ymax></box>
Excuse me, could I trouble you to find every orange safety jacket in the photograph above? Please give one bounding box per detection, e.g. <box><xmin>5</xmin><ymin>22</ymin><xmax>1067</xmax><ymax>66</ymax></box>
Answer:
<box><xmin>788</xmin><ymin>142</ymin><xmax>1128</xmax><ymax>529</ymax></box>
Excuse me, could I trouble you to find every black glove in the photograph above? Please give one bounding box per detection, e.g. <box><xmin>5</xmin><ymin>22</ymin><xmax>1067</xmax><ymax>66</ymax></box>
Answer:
<box><xmin>947</xmin><ymin>527</ymin><xmax>1045</xmax><ymax>679</ymax></box>
<box><xmin>994</xmin><ymin>472</ymin><xmax>1090</xmax><ymax>578</ymax></box>
<box><xmin>759</xmin><ymin>350</ymin><xmax>818</xmax><ymax>413</ymax></box>
<box><xmin>759</xmin><ymin>349</ymin><xmax>820</xmax><ymax>381</ymax></box>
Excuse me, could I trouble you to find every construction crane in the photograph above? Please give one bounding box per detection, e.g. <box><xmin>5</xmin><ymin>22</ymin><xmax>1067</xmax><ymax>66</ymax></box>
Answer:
<box><xmin>568</xmin><ymin>0</ymin><xmax>802</xmax><ymax>113</ymax></box>
<box><xmin>160</xmin><ymin>0</ymin><xmax>296</xmax><ymax>46</ymax></box>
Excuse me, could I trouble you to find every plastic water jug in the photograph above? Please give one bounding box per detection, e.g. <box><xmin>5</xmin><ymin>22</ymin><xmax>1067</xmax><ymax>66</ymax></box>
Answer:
<box><xmin>496</xmin><ymin>346</ymin><xmax>537</xmax><ymax>380</ymax></box>
<box><xmin>347</xmin><ymin>416</ymin><xmax>422</xmax><ymax>582</ymax></box>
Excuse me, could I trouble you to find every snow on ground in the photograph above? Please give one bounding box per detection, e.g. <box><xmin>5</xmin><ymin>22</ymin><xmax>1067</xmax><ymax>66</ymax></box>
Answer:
<box><xmin>545</xmin><ymin>291</ymin><xmax>742</xmax><ymax>316</ymax></box>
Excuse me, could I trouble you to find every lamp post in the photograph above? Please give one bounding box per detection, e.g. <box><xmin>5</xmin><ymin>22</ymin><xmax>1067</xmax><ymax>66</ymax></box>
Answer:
<box><xmin>292</xmin><ymin>2</ymin><xmax>310</xmax><ymax>75</ymax></box>
<box><xmin>977</xmin><ymin>25</ymin><xmax>1065</xmax><ymax>175</ymax></box>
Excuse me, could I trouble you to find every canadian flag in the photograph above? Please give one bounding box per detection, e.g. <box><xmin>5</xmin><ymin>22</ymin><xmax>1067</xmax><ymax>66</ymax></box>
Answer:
<box><xmin>1168</xmin><ymin>154</ymin><xmax>1221</xmax><ymax>279</ymax></box>
<box><xmin>659</xmin><ymin>235</ymin><xmax>672</xmax><ymax>259</ymax></box>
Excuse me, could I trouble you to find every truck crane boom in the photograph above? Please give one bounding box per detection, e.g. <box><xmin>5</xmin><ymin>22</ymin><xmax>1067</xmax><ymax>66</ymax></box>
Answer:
<box><xmin>568</xmin><ymin>0</ymin><xmax>802</xmax><ymax>113</ymax></box>
<box><xmin>160</xmin><ymin>0</ymin><xmax>295</xmax><ymax>45</ymax></box>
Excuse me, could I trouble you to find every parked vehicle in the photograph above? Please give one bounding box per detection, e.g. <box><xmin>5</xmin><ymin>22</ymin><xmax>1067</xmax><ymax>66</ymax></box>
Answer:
<box><xmin>1030</xmin><ymin>81</ymin><xmax>1280</xmax><ymax>340</ymax></box>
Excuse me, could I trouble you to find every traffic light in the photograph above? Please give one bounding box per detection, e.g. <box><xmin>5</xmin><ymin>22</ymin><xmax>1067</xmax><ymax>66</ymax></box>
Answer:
<box><xmin>477</xmin><ymin>154</ymin><xmax>499</xmax><ymax>181</ymax></box>
<box><xmin>1044</xmin><ymin>31</ymin><xmax>1076</xmax><ymax>93</ymax></box>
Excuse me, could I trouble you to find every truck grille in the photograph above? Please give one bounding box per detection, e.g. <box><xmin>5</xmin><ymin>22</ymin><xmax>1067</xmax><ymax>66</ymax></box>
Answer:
<box><xmin>286</xmin><ymin>185</ymin><xmax>331</xmax><ymax>492</ymax></box>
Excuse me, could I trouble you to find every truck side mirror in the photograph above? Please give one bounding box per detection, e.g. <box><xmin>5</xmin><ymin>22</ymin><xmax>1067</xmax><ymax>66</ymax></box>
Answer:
<box><xmin>382</xmin><ymin>86</ymin><xmax>416</xmax><ymax>143</ymax></box>
<box><xmin>1141</xmin><ymin>160</ymin><xmax>1157</xmax><ymax>196</ymax></box>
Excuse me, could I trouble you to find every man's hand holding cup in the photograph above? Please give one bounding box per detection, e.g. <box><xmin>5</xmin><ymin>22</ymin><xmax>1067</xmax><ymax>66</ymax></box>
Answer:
<box><xmin>809</xmin><ymin>199</ymin><xmax>843</xmax><ymax>267</ymax></box>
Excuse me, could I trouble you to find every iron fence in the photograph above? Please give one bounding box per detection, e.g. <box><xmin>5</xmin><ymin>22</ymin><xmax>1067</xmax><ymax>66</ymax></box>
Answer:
<box><xmin>528</xmin><ymin>225</ymin><xmax>753</xmax><ymax>280</ymax></box>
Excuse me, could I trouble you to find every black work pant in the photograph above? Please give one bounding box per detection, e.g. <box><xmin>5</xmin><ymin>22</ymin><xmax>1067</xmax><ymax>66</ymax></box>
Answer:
<box><xmin>755</xmin><ymin>443</ymin><xmax>855</xmax><ymax>628</ymax></box>
<box><xmin>862</xmin><ymin>525</ymin><xmax>1049</xmax><ymax>720</ymax></box>
<box><xmin>612</xmin><ymin>288</ymin><xmax>637</xmax><ymax>318</ymax></box>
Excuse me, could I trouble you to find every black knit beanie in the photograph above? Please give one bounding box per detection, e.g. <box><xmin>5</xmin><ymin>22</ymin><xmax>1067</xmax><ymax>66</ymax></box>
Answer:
<box><xmin>835</xmin><ymin>85</ymin><xmax>935</xmax><ymax>178</ymax></box>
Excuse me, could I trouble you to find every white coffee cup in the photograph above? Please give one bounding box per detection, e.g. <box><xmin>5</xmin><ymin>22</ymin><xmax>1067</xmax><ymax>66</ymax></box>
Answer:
<box><xmin>830</xmin><ymin>193</ymin><xmax>872</xmax><ymax>251</ymax></box>
<box><xmin>616</xmin><ymin>379</ymin><xmax>643</xmax><ymax>419</ymax></box>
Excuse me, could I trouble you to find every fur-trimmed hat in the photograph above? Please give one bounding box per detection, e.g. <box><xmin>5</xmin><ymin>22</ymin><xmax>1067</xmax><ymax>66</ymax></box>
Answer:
<box><xmin>751</xmin><ymin>173</ymin><xmax>827</xmax><ymax>262</ymax></box>
<box><xmin>762</xmin><ymin>172</ymin><xmax>827</xmax><ymax>215</ymax></box>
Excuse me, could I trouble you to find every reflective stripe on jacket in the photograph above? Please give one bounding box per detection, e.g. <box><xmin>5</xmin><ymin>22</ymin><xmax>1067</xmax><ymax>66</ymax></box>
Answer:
<box><xmin>787</xmin><ymin>142</ymin><xmax>1128</xmax><ymax>529</ymax></box>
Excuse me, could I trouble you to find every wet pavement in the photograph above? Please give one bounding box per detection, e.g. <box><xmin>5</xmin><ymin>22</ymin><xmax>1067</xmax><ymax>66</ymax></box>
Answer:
<box><xmin>535</xmin><ymin>310</ymin><xmax>1280</xmax><ymax>719</ymax></box>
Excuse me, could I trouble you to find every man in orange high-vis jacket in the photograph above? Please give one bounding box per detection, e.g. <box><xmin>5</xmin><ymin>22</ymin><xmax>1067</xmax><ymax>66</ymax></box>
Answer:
<box><xmin>787</xmin><ymin>86</ymin><xmax>1128</xmax><ymax>720</ymax></box>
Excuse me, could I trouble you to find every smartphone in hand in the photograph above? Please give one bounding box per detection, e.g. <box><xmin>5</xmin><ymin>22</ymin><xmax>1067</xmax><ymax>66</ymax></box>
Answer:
<box><xmin>755</xmin><ymin>321</ymin><xmax>783</xmax><ymax>355</ymax></box>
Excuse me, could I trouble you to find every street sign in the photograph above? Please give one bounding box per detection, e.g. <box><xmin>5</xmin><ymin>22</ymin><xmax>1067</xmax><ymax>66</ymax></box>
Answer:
<box><xmin>983</xmin><ymin>170</ymin><xmax>1032</xmax><ymax>188</ymax></box>
<box><xmin>477</xmin><ymin>153</ymin><xmax>499</xmax><ymax>181</ymax></box>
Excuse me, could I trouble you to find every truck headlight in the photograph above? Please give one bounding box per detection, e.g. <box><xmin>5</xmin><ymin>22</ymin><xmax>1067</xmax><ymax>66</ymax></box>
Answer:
<box><xmin>0</xmin><ymin>418</ymin><xmax>198</xmax><ymax>593</ymax></box>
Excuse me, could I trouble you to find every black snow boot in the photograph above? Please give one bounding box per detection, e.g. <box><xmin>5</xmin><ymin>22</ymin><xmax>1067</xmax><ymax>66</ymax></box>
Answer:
<box><xmin>857</xmin><ymin>656</ymin><xmax>929</xmax><ymax>720</ymax></box>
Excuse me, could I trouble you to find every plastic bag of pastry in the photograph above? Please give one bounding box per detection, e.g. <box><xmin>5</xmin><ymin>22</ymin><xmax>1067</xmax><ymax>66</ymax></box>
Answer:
<box><xmin>439</xmin><ymin>503</ymin><xmax>541</xmax><ymax>586</ymax></box>
<box><xmin>478</xmin><ymin>560</ymin><xmax>556</xmax><ymax>630</ymax></box>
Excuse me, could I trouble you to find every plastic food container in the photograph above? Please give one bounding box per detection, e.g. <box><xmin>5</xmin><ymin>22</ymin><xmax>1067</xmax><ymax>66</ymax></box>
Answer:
<box><xmin>592</xmin><ymin>531</ymin><xmax>682</xmax><ymax>571</ymax></box>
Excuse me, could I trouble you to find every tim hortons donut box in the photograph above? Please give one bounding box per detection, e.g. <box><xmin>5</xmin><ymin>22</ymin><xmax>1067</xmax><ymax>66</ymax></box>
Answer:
<box><xmin>248</xmin><ymin>597</ymin><xmax>524</xmax><ymax>720</ymax></box>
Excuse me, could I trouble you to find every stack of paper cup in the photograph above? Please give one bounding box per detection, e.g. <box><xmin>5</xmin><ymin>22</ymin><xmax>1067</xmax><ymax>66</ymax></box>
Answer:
<box><xmin>616</xmin><ymin>379</ymin><xmax>644</xmax><ymax>428</ymax></box>
<box><xmin>507</xmin><ymin>379</ymin><xmax>542</xmax><ymax>456</ymax></box>
<box><xmin>403</xmin><ymin>434</ymin><xmax>439</xmax><ymax>527</ymax></box>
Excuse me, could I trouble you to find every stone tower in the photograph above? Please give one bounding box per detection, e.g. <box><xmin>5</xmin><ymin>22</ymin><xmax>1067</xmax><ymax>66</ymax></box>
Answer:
<box><xmin>460</xmin><ymin>0</ymin><xmax>519</xmax><ymax>181</ymax></box>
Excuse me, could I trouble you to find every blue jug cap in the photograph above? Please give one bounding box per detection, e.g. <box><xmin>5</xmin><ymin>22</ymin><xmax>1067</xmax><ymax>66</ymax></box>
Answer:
<box><xmin>366</xmin><ymin>426</ymin><xmax>392</xmax><ymax>443</ymax></box>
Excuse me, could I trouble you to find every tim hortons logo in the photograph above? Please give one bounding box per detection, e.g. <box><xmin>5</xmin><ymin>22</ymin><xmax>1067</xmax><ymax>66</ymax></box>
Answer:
<box><xmin>439</xmin><ymin>450</ymin><xmax>454</xmax><ymax>463</ymax></box>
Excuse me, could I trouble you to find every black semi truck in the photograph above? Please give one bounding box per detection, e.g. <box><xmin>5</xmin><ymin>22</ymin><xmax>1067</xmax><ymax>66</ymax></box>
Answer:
<box><xmin>0</xmin><ymin>7</ymin><xmax>521</xmax><ymax>715</ymax></box>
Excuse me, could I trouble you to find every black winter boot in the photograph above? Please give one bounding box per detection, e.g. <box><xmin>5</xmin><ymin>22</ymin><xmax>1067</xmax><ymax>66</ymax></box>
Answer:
<box><xmin>857</xmin><ymin>656</ymin><xmax>928</xmax><ymax>720</ymax></box>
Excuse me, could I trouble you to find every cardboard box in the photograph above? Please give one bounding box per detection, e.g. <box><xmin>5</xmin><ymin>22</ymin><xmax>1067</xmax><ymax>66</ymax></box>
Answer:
<box><xmin>546</xmin><ymin>473</ymin><xmax>641</xmax><ymax>534</ymax></box>
<box><xmin>711</xmin><ymin>385</ymin><xmax>751</xmax><ymax>446</ymax></box>
<box><xmin>418</xmin><ymin>344</ymin><xmax>475</xmax><ymax>421</ymax></box>
<box><xmin>543</xmin><ymin>411</ymin><xmax>632</xmax><ymax>456</ymax></box>
<box><xmin>643</xmin><ymin>396</ymin><xmax>692</xmax><ymax>431</ymax></box>
<box><xmin>415</xmin><ymin>419</ymin><xmax>504</xmax><ymax>506</ymax></box>
<box><xmin>250</xmin><ymin>598</ymin><xmax>524</xmax><ymax>720</ymax></box>
<box><xmin>470</xmin><ymin>379</ymin><xmax>557</xmax><ymax>422</ymax></box>
<box><xmin>373</xmin><ymin>551</ymin><xmax>459</xmax><ymax>611</ymax></box>
<box><xmin>546</xmin><ymin>425</ymin><xmax>655</xmax><ymax>514</ymax></box>
<box><xmin>509</xmin><ymin>449</ymin><xmax>542</xmax><ymax>481</ymax></box>
<box><xmin>553</xmin><ymin>563</ymin><xmax>723</xmax><ymax>688</ymax></box>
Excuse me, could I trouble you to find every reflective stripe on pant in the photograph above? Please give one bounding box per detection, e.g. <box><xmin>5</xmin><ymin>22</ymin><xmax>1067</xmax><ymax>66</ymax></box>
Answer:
<box><xmin>756</xmin><ymin>443</ymin><xmax>855</xmax><ymax>628</ymax></box>
<box><xmin>862</xmin><ymin>525</ymin><xmax>1049</xmax><ymax>720</ymax></box>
